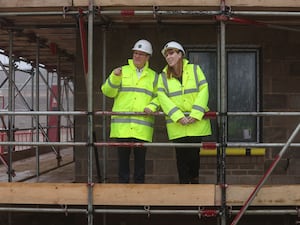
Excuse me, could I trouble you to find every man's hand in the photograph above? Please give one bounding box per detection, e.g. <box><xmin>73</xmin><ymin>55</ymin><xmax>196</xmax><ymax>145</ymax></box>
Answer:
<box><xmin>113</xmin><ymin>67</ymin><xmax>122</xmax><ymax>76</ymax></box>
<box><xmin>144</xmin><ymin>107</ymin><xmax>153</xmax><ymax>114</ymax></box>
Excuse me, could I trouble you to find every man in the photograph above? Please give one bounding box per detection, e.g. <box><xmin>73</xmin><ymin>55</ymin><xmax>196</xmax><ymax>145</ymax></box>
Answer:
<box><xmin>101</xmin><ymin>39</ymin><xmax>159</xmax><ymax>183</ymax></box>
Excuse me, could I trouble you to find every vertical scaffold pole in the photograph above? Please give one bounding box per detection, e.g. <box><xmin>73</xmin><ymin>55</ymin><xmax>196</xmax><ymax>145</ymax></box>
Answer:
<box><xmin>57</xmin><ymin>59</ymin><xmax>62</xmax><ymax>167</ymax></box>
<box><xmin>35</xmin><ymin>37</ymin><xmax>40</xmax><ymax>179</ymax></box>
<box><xmin>101</xmin><ymin>24</ymin><xmax>108</xmax><ymax>225</ymax></box>
<box><xmin>87</xmin><ymin>1</ymin><xmax>94</xmax><ymax>225</ymax></box>
<box><xmin>219</xmin><ymin>0</ymin><xmax>227</xmax><ymax>225</ymax></box>
<box><xmin>7</xmin><ymin>30</ymin><xmax>14</xmax><ymax>225</ymax></box>
<box><xmin>101</xmin><ymin>27</ymin><xmax>107</xmax><ymax>184</ymax></box>
<box><xmin>230</xmin><ymin>122</ymin><xmax>300</xmax><ymax>225</ymax></box>
<box><xmin>8</xmin><ymin>30</ymin><xmax>14</xmax><ymax>183</ymax></box>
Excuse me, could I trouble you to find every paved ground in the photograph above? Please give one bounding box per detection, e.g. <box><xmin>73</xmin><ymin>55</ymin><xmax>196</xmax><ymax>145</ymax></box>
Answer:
<box><xmin>0</xmin><ymin>148</ymin><xmax>74</xmax><ymax>183</ymax></box>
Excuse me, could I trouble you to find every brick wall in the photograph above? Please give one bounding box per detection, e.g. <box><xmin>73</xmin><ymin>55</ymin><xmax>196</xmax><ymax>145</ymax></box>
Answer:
<box><xmin>74</xmin><ymin>25</ymin><xmax>300</xmax><ymax>185</ymax></box>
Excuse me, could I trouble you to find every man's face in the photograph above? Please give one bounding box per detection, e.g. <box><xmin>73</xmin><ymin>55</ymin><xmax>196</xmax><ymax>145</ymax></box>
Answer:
<box><xmin>133</xmin><ymin>50</ymin><xmax>149</xmax><ymax>69</ymax></box>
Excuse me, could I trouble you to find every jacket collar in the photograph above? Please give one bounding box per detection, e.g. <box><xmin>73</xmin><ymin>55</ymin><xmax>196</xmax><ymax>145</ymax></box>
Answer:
<box><xmin>128</xmin><ymin>59</ymin><xmax>149</xmax><ymax>71</ymax></box>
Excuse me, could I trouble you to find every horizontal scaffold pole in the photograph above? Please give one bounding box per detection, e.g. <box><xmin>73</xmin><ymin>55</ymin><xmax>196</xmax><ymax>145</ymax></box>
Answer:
<box><xmin>0</xmin><ymin>111</ymin><xmax>87</xmax><ymax>116</ymax></box>
<box><xmin>1</xmin><ymin>110</ymin><xmax>300</xmax><ymax>117</ymax></box>
<box><xmin>227</xmin><ymin>112</ymin><xmax>300</xmax><ymax>116</ymax></box>
<box><xmin>0</xmin><ymin>206</ymin><xmax>298</xmax><ymax>216</ymax></box>
<box><xmin>1</xmin><ymin>9</ymin><xmax>300</xmax><ymax>17</ymax></box>
<box><xmin>0</xmin><ymin>141</ymin><xmax>300</xmax><ymax>148</ymax></box>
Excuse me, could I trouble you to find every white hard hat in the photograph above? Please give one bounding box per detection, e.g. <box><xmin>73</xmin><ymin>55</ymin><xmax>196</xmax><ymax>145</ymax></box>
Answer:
<box><xmin>161</xmin><ymin>41</ymin><xmax>185</xmax><ymax>56</ymax></box>
<box><xmin>132</xmin><ymin>39</ymin><xmax>153</xmax><ymax>56</ymax></box>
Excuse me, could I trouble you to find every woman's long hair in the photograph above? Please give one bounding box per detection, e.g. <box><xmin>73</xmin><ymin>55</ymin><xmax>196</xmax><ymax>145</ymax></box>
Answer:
<box><xmin>166</xmin><ymin>52</ymin><xmax>183</xmax><ymax>79</ymax></box>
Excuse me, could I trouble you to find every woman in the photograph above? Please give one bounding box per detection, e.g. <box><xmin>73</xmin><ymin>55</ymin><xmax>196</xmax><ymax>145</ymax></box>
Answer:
<box><xmin>157</xmin><ymin>41</ymin><xmax>212</xmax><ymax>184</ymax></box>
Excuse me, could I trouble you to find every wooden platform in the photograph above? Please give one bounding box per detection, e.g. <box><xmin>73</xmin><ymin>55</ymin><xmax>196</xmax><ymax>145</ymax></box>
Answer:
<box><xmin>0</xmin><ymin>149</ymin><xmax>298</xmax><ymax>207</ymax></box>
<box><xmin>0</xmin><ymin>183</ymin><xmax>299</xmax><ymax>206</ymax></box>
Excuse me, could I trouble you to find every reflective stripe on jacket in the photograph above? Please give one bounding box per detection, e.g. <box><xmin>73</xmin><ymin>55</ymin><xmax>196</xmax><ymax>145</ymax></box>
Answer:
<box><xmin>101</xmin><ymin>59</ymin><xmax>159</xmax><ymax>142</ymax></box>
<box><xmin>157</xmin><ymin>59</ymin><xmax>212</xmax><ymax>140</ymax></box>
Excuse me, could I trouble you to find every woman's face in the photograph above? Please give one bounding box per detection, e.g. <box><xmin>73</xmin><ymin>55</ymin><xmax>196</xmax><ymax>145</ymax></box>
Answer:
<box><xmin>164</xmin><ymin>49</ymin><xmax>182</xmax><ymax>67</ymax></box>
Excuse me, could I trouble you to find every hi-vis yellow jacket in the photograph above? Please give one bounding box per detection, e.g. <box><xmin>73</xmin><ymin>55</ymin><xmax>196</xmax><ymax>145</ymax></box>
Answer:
<box><xmin>101</xmin><ymin>59</ymin><xmax>159</xmax><ymax>142</ymax></box>
<box><xmin>157</xmin><ymin>59</ymin><xmax>212</xmax><ymax>140</ymax></box>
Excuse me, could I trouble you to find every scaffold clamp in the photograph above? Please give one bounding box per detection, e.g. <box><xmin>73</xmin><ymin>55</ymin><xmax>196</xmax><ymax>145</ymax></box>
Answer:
<box><xmin>62</xmin><ymin>6</ymin><xmax>69</xmax><ymax>19</ymax></box>
<box><xmin>6</xmin><ymin>168</ymin><xmax>16</xmax><ymax>177</ymax></box>
<box><xmin>94</xmin><ymin>6</ymin><xmax>100</xmax><ymax>16</ymax></box>
<box><xmin>144</xmin><ymin>206</ymin><xmax>151</xmax><ymax>218</ymax></box>
<box><xmin>215</xmin><ymin>4</ymin><xmax>231</xmax><ymax>21</ymax></box>
<box><xmin>198</xmin><ymin>206</ymin><xmax>202</xmax><ymax>219</ymax></box>
<box><xmin>87</xmin><ymin>182</ymin><xmax>95</xmax><ymax>187</ymax></box>
<box><xmin>153</xmin><ymin>5</ymin><xmax>159</xmax><ymax>19</ymax></box>
<box><xmin>227</xmin><ymin>206</ymin><xmax>233</xmax><ymax>217</ymax></box>
<box><xmin>297</xmin><ymin>207</ymin><xmax>300</xmax><ymax>224</ymax></box>
<box><xmin>61</xmin><ymin>204</ymin><xmax>68</xmax><ymax>216</ymax></box>
<box><xmin>219</xmin><ymin>183</ymin><xmax>228</xmax><ymax>189</ymax></box>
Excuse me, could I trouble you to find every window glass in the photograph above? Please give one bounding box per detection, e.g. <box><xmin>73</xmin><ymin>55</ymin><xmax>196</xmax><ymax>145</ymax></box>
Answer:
<box><xmin>227</xmin><ymin>52</ymin><xmax>258</xmax><ymax>142</ymax></box>
<box><xmin>188</xmin><ymin>49</ymin><xmax>259</xmax><ymax>142</ymax></box>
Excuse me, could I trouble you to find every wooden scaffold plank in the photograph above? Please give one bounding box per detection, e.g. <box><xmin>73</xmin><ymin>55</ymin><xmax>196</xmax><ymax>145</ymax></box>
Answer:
<box><xmin>216</xmin><ymin>184</ymin><xmax>300</xmax><ymax>206</ymax></box>
<box><xmin>0</xmin><ymin>183</ymin><xmax>87</xmax><ymax>205</ymax></box>
<box><xmin>0</xmin><ymin>183</ymin><xmax>215</xmax><ymax>206</ymax></box>
<box><xmin>93</xmin><ymin>184</ymin><xmax>216</xmax><ymax>206</ymax></box>
<box><xmin>0</xmin><ymin>183</ymin><xmax>299</xmax><ymax>206</ymax></box>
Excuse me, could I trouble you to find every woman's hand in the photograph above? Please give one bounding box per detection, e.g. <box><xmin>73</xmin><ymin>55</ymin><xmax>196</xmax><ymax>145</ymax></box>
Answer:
<box><xmin>187</xmin><ymin>116</ymin><xmax>197</xmax><ymax>124</ymax></box>
<box><xmin>178</xmin><ymin>117</ymin><xmax>189</xmax><ymax>125</ymax></box>
<box><xmin>178</xmin><ymin>116</ymin><xmax>197</xmax><ymax>125</ymax></box>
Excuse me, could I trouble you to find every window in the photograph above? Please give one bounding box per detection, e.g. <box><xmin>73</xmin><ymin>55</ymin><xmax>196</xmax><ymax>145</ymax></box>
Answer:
<box><xmin>188</xmin><ymin>48</ymin><xmax>260</xmax><ymax>142</ymax></box>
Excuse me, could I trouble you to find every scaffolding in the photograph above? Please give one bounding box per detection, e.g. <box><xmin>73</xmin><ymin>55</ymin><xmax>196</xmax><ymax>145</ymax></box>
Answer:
<box><xmin>0</xmin><ymin>1</ymin><xmax>300</xmax><ymax>225</ymax></box>
<box><xmin>0</xmin><ymin>51</ymin><xmax>75</xmax><ymax>180</ymax></box>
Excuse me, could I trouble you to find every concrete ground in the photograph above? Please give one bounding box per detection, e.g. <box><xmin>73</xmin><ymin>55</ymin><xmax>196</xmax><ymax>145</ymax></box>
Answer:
<box><xmin>0</xmin><ymin>147</ymin><xmax>74</xmax><ymax>183</ymax></box>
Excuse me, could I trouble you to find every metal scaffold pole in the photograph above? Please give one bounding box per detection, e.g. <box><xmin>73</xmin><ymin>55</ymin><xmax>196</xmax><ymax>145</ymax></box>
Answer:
<box><xmin>87</xmin><ymin>1</ymin><xmax>94</xmax><ymax>225</ymax></box>
<box><xmin>2</xmin><ymin>8</ymin><xmax>300</xmax><ymax>18</ymax></box>
<box><xmin>7</xmin><ymin>30</ymin><xmax>14</xmax><ymax>183</ymax></box>
<box><xmin>35</xmin><ymin>37</ymin><xmax>40</xmax><ymax>179</ymax></box>
<box><xmin>101</xmin><ymin>27</ymin><xmax>107</xmax><ymax>184</ymax></box>
<box><xmin>218</xmin><ymin>0</ymin><xmax>227</xmax><ymax>224</ymax></box>
<box><xmin>101</xmin><ymin>25</ymin><xmax>108</xmax><ymax>225</ymax></box>
<box><xmin>1</xmin><ymin>4</ymin><xmax>300</xmax><ymax>225</ymax></box>
<box><xmin>7</xmin><ymin>29</ymin><xmax>14</xmax><ymax>225</ymax></box>
<box><xmin>0</xmin><ymin>205</ymin><xmax>299</xmax><ymax>216</ymax></box>
<box><xmin>230</xmin><ymin>122</ymin><xmax>300</xmax><ymax>225</ymax></box>
<box><xmin>56</xmin><ymin>56</ymin><xmax>62</xmax><ymax>166</ymax></box>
